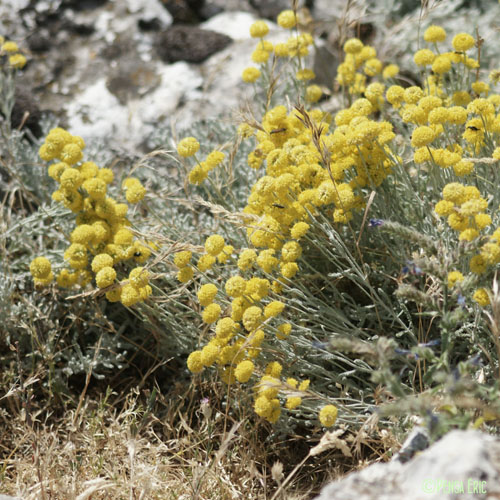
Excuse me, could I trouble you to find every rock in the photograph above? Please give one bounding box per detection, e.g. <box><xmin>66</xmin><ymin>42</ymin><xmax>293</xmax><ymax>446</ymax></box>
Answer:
<box><xmin>156</xmin><ymin>25</ymin><xmax>232</xmax><ymax>63</ymax></box>
<box><xmin>249</xmin><ymin>0</ymin><xmax>314</xmax><ymax>20</ymax></box>
<box><xmin>160</xmin><ymin>0</ymin><xmax>205</xmax><ymax>23</ymax></box>
<box><xmin>0</xmin><ymin>495</ymin><xmax>22</xmax><ymax>500</ymax></box>
<box><xmin>11</xmin><ymin>86</ymin><xmax>42</xmax><ymax>139</ymax></box>
<box><xmin>127</xmin><ymin>0</ymin><xmax>173</xmax><ymax>30</ymax></box>
<box><xmin>27</xmin><ymin>29</ymin><xmax>52</xmax><ymax>52</ymax></box>
<box><xmin>199</xmin><ymin>2</ymin><xmax>224</xmax><ymax>20</ymax></box>
<box><xmin>315</xmin><ymin>430</ymin><xmax>500</xmax><ymax>500</ymax></box>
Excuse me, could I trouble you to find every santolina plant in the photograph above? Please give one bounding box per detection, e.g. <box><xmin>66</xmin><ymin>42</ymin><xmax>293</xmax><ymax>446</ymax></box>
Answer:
<box><xmin>29</xmin><ymin>5</ymin><xmax>500</xmax><ymax>437</ymax></box>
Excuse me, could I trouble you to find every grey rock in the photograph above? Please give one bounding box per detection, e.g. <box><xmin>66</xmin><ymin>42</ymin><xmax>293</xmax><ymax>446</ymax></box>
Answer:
<box><xmin>12</xmin><ymin>86</ymin><xmax>43</xmax><ymax>139</ymax></box>
<box><xmin>156</xmin><ymin>25</ymin><xmax>232</xmax><ymax>63</ymax></box>
<box><xmin>161</xmin><ymin>0</ymin><xmax>205</xmax><ymax>23</ymax></box>
<box><xmin>249</xmin><ymin>0</ymin><xmax>314</xmax><ymax>20</ymax></box>
<box><xmin>315</xmin><ymin>430</ymin><xmax>500</xmax><ymax>500</ymax></box>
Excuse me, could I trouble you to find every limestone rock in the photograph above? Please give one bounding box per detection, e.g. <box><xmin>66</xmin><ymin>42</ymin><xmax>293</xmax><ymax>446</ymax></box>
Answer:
<box><xmin>315</xmin><ymin>430</ymin><xmax>500</xmax><ymax>500</ymax></box>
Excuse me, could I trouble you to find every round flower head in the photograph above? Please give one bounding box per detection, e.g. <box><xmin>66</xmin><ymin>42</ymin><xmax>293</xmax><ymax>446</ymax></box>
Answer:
<box><xmin>197</xmin><ymin>283</ymin><xmax>218</xmax><ymax>306</ymax></box>
<box><xmin>319</xmin><ymin>405</ymin><xmax>338</xmax><ymax>427</ymax></box>
<box><xmin>205</xmin><ymin>151</ymin><xmax>225</xmax><ymax>169</ymax></box>
<box><xmin>83</xmin><ymin>178</ymin><xmax>107</xmax><ymax>201</ymax></box>
<box><xmin>92</xmin><ymin>253</ymin><xmax>114</xmax><ymax>273</ymax></box>
<box><xmin>174</xmin><ymin>250</ymin><xmax>192</xmax><ymax>268</ymax></box>
<box><xmin>242</xmin><ymin>66</ymin><xmax>261</xmax><ymax>83</ymax></box>
<box><xmin>187</xmin><ymin>351</ymin><xmax>204</xmax><ymax>373</ymax></box>
<box><xmin>95</xmin><ymin>266</ymin><xmax>116</xmax><ymax>288</ymax></box>
<box><xmin>452</xmin><ymin>33</ymin><xmax>475</xmax><ymax>52</ymax></box>
<box><xmin>125</xmin><ymin>180</ymin><xmax>146</xmax><ymax>204</ymax></box>
<box><xmin>177</xmin><ymin>266</ymin><xmax>194</xmax><ymax>283</ymax></box>
<box><xmin>251</xmin><ymin>49</ymin><xmax>270</xmax><ymax>64</ymax></box>
<box><xmin>306</xmin><ymin>85</ymin><xmax>322</xmax><ymax>103</ymax></box>
<box><xmin>473</xmin><ymin>288</ymin><xmax>490</xmax><ymax>307</ymax></box>
<box><xmin>60</xmin><ymin>143</ymin><xmax>83</xmax><ymax>165</ymax></box>
<box><xmin>202</xmin><ymin>303</ymin><xmax>221</xmax><ymax>324</ymax></box>
<box><xmin>249</xmin><ymin>20</ymin><xmax>269</xmax><ymax>38</ymax></box>
<box><xmin>225</xmin><ymin>275</ymin><xmax>247</xmax><ymax>297</ymax></box>
<box><xmin>235</xmin><ymin>360</ymin><xmax>254</xmax><ymax>383</ymax></box>
<box><xmin>205</xmin><ymin>234</ymin><xmax>225</xmax><ymax>256</ymax></box>
<box><xmin>424</xmin><ymin>25</ymin><xmax>446</xmax><ymax>43</ymax></box>
<box><xmin>30</xmin><ymin>257</ymin><xmax>51</xmax><ymax>279</ymax></box>
<box><xmin>413</xmin><ymin>49</ymin><xmax>435</xmax><ymax>66</ymax></box>
<box><xmin>177</xmin><ymin>137</ymin><xmax>200</xmax><ymax>157</ymax></box>
<box><xmin>1</xmin><ymin>41</ymin><xmax>19</xmax><ymax>53</ymax></box>
<box><xmin>277</xmin><ymin>10</ymin><xmax>296</xmax><ymax>29</ymax></box>
<box><xmin>120</xmin><ymin>284</ymin><xmax>140</xmax><ymax>307</ymax></box>
<box><xmin>129</xmin><ymin>267</ymin><xmax>149</xmax><ymax>289</ymax></box>
<box><xmin>343</xmin><ymin>38</ymin><xmax>363</xmax><ymax>54</ymax></box>
<box><xmin>9</xmin><ymin>54</ymin><xmax>27</xmax><ymax>69</ymax></box>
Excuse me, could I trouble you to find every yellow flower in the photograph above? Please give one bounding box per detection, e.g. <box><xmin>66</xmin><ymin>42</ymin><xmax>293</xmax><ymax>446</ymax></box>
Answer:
<box><xmin>264</xmin><ymin>301</ymin><xmax>285</xmax><ymax>318</ymax></box>
<box><xmin>242</xmin><ymin>66</ymin><xmax>261</xmax><ymax>83</ymax></box>
<box><xmin>431</xmin><ymin>54</ymin><xmax>451</xmax><ymax>74</ymax></box>
<box><xmin>251</xmin><ymin>48</ymin><xmax>270</xmax><ymax>63</ymax></box>
<box><xmin>225</xmin><ymin>275</ymin><xmax>247</xmax><ymax>297</ymax></box>
<box><xmin>129</xmin><ymin>267</ymin><xmax>149</xmax><ymax>289</ymax></box>
<box><xmin>242</xmin><ymin>306</ymin><xmax>263</xmax><ymax>331</ymax></box>
<box><xmin>343</xmin><ymin>38</ymin><xmax>363</xmax><ymax>54</ymax></box>
<box><xmin>95</xmin><ymin>267</ymin><xmax>116</xmax><ymax>288</ymax></box>
<box><xmin>9</xmin><ymin>53</ymin><xmax>27</xmax><ymax>69</ymax></box>
<box><xmin>305</xmin><ymin>84</ymin><xmax>322</xmax><ymax>103</ymax></box>
<box><xmin>187</xmin><ymin>351</ymin><xmax>204</xmax><ymax>373</ymax></box>
<box><xmin>177</xmin><ymin>266</ymin><xmax>194</xmax><ymax>283</ymax></box>
<box><xmin>413</xmin><ymin>49</ymin><xmax>435</xmax><ymax>66</ymax></box>
<box><xmin>1</xmin><ymin>41</ymin><xmax>19</xmax><ymax>52</ymax></box>
<box><xmin>91</xmin><ymin>254</ymin><xmax>114</xmax><ymax>273</ymax></box>
<box><xmin>424</xmin><ymin>25</ymin><xmax>446</xmax><ymax>43</ymax></box>
<box><xmin>452</xmin><ymin>33</ymin><xmax>475</xmax><ymax>52</ymax></box>
<box><xmin>277</xmin><ymin>9</ymin><xmax>296</xmax><ymax>29</ymax></box>
<box><xmin>382</xmin><ymin>64</ymin><xmax>399</xmax><ymax>79</ymax></box>
<box><xmin>174</xmin><ymin>251</ymin><xmax>192</xmax><ymax>268</ymax></box>
<box><xmin>125</xmin><ymin>180</ymin><xmax>146</xmax><ymax>204</ymax></box>
<box><xmin>197</xmin><ymin>283</ymin><xmax>218</xmax><ymax>306</ymax></box>
<box><xmin>235</xmin><ymin>360</ymin><xmax>254</xmax><ymax>383</ymax></box>
<box><xmin>265</xmin><ymin>361</ymin><xmax>282</xmax><ymax>378</ymax></box>
<box><xmin>319</xmin><ymin>405</ymin><xmax>338</xmax><ymax>427</ymax></box>
<box><xmin>30</xmin><ymin>257</ymin><xmax>52</xmax><ymax>279</ymax></box>
<box><xmin>202</xmin><ymin>303</ymin><xmax>222</xmax><ymax>324</ymax></box>
<box><xmin>177</xmin><ymin>137</ymin><xmax>200</xmax><ymax>157</ymax></box>
<box><xmin>249</xmin><ymin>20</ymin><xmax>269</xmax><ymax>38</ymax></box>
<box><xmin>205</xmin><ymin>234</ymin><xmax>225</xmax><ymax>256</ymax></box>
<box><xmin>285</xmin><ymin>396</ymin><xmax>302</xmax><ymax>410</ymax></box>
<box><xmin>60</xmin><ymin>143</ymin><xmax>83</xmax><ymax>165</ymax></box>
<box><xmin>473</xmin><ymin>288</ymin><xmax>490</xmax><ymax>307</ymax></box>
<box><xmin>120</xmin><ymin>284</ymin><xmax>140</xmax><ymax>307</ymax></box>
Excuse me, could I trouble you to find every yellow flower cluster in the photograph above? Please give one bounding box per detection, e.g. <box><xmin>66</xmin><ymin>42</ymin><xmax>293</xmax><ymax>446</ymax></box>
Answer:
<box><xmin>177</xmin><ymin>135</ymin><xmax>226</xmax><ymax>186</ymax></box>
<box><xmin>33</xmin><ymin>127</ymin><xmax>152</xmax><ymax>306</ymax></box>
<box><xmin>0</xmin><ymin>36</ymin><xmax>27</xmax><ymax>69</ymax></box>
<box><xmin>245</xmin><ymin>13</ymin><xmax>319</xmax><ymax>102</ymax></box>
<box><xmin>434</xmin><ymin>183</ymin><xmax>490</xmax><ymax>242</ymax></box>
<box><xmin>336</xmin><ymin>37</ymin><xmax>399</xmax><ymax>95</ymax></box>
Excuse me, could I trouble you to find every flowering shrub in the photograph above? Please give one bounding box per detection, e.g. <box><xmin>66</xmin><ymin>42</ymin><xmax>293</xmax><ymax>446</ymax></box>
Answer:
<box><xmin>23</xmin><ymin>4</ymin><xmax>500</xmax><ymax>439</ymax></box>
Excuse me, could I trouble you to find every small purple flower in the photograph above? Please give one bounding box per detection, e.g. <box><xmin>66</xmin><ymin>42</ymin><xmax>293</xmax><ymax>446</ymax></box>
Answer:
<box><xmin>369</xmin><ymin>218</ymin><xmax>384</xmax><ymax>227</ymax></box>
<box><xmin>457</xmin><ymin>293</ymin><xmax>466</xmax><ymax>307</ymax></box>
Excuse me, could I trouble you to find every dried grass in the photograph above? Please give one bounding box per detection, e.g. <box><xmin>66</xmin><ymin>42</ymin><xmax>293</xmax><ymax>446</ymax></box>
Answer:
<box><xmin>0</xmin><ymin>372</ymin><xmax>394</xmax><ymax>500</ymax></box>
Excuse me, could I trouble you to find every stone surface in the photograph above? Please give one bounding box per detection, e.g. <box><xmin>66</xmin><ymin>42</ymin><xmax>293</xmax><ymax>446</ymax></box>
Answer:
<box><xmin>315</xmin><ymin>430</ymin><xmax>500</xmax><ymax>500</ymax></box>
<box><xmin>11</xmin><ymin>86</ymin><xmax>43</xmax><ymax>139</ymax></box>
<box><xmin>155</xmin><ymin>25</ymin><xmax>232</xmax><ymax>63</ymax></box>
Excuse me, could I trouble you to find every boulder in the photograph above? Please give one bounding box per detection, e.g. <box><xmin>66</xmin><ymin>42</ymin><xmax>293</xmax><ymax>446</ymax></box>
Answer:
<box><xmin>315</xmin><ymin>430</ymin><xmax>500</xmax><ymax>500</ymax></box>
<box><xmin>156</xmin><ymin>25</ymin><xmax>232</xmax><ymax>63</ymax></box>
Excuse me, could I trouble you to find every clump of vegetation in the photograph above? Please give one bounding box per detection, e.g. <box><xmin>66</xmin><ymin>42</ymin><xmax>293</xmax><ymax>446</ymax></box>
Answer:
<box><xmin>4</xmin><ymin>0</ymin><xmax>500</xmax><ymax>497</ymax></box>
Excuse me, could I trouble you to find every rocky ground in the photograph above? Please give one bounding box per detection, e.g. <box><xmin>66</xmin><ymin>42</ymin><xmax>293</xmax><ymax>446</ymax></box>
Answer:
<box><xmin>0</xmin><ymin>0</ymin><xmax>345</xmax><ymax>153</ymax></box>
